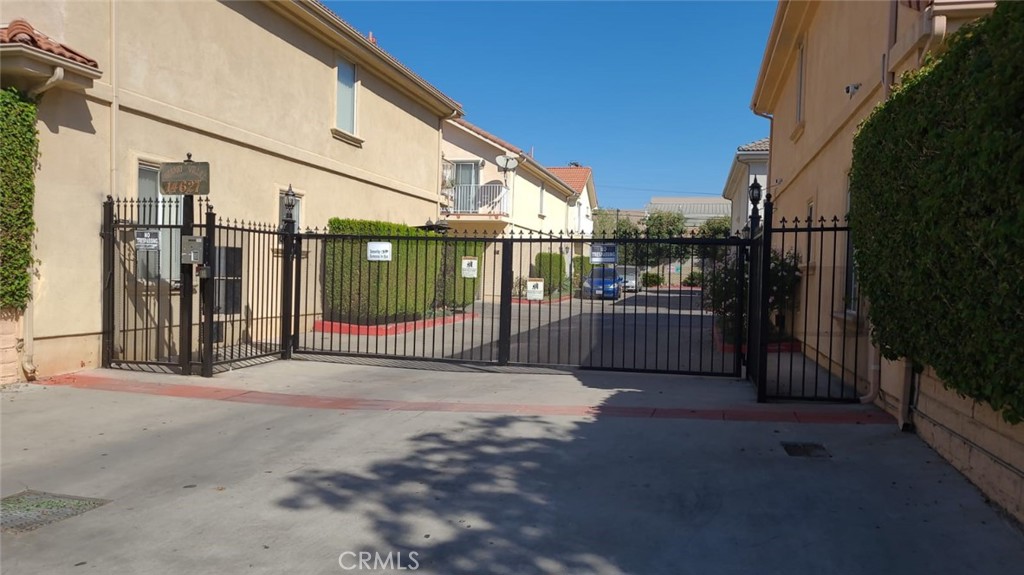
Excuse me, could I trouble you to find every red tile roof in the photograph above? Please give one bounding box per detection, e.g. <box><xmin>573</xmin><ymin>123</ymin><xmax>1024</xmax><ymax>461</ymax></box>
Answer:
<box><xmin>0</xmin><ymin>18</ymin><xmax>98</xmax><ymax>68</ymax></box>
<box><xmin>546</xmin><ymin>166</ymin><xmax>592</xmax><ymax>194</ymax></box>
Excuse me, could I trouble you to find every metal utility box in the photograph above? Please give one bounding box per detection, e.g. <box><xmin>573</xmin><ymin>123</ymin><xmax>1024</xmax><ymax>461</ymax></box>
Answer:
<box><xmin>181</xmin><ymin>236</ymin><xmax>205</xmax><ymax>264</ymax></box>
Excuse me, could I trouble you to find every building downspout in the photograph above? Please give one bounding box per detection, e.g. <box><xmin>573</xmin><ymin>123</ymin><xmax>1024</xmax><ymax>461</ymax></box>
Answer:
<box><xmin>27</xmin><ymin>67</ymin><xmax>64</xmax><ymax>100</ymax></box>
<box><xmin>17</xmin><ymin>300</ymin><xmax>38</xmax><ymax>381</ymax></box>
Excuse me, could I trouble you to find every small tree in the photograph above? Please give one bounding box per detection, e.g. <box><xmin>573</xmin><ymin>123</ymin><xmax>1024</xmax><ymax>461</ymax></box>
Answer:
<box><xmin>703</xmin><ymin>249</ymin><xmax>802</xmax><ymax>341</ymax></box>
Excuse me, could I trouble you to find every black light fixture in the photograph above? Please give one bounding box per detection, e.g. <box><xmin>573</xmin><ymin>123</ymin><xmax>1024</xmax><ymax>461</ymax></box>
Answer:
<box><xmin>747</xmin><ymin>176</ymin><xmax>763</xmax><ymax>206</ymax></box>
<box><xmin>283</xmin><ymin>184</ymin><xmax>297</xmax><ymax>221</ymax></box>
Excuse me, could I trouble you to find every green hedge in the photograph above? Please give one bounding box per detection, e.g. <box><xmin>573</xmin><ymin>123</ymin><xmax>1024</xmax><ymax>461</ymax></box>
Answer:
<box><xmin>0</xmin><ymin>88</ymin><xmax>39</xmax><ymax>310</ymax></box>
<box><xmin>641</xmin><ymin>272</ymin><xmax>663</xmax><ymax>288</ymax></box>
<box><xmin>324</xmin><ymin>218</ymin><xmax>439</xmax><ymax>324</ymax></box>
<box><xmin>849</xmin><ymin>2</ymin><xmax>1024</xmax><ymax>422</ymax></box>
<box><xmin>571</xmin><ymin>255</ymin><xmax>592</xmax><ymax>291</ymax></box>
<box><xmin>437</xmin><ymin>240</ymin><xmax>484</xmax><ymax>309</ymax></box>
<box><xmin>533</xmin><ymin>252</ymin><xmax>566</xmax><ymax>296</ymax></box>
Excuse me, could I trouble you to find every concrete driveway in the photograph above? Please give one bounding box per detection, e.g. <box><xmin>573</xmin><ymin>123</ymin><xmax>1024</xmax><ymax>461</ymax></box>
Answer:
<box><xmin>2</xmin><ymin>361</ymin><xmax>1022</xmax><ymax>574</ymax></box>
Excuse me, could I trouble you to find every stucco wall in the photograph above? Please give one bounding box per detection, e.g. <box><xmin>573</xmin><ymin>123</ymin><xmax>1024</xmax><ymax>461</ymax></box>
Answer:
<box><xmin>2</xmin><ymin>0</ymin><xmax>449</xmax><ymax>379</ymax></box>
<box><xmin>760</xmin><ymin>0</ymin><xmax>1021</xmax><ymax>522</ymax></box>
<box><xmin>914</xmin><ymin>370</ymin><xmax>1024</xmax><ymax>523</ymax></box>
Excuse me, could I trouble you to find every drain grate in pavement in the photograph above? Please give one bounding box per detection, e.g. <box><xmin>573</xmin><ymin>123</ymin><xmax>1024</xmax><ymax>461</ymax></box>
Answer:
<box><xmin>781</xmin><ymin>442</ymin><xmax>831</xmax><ymax>458</ymax></box>
<box><xmin>1</xmin><ymin>490</ymin><xmax>109</xmax><ymax>533</ymax></box>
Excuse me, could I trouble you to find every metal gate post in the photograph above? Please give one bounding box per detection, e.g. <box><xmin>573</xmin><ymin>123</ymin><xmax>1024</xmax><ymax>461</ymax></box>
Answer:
<box><xmin>733</xmin><ymin>239</ymin><xmax>746</xmax><ymax>377</ymax></box>
<box><xmin>180</xmin><ymin>195</ymin><xmax>195</xmax><ymax>375</ymax></box>
<box><xmin>200</xmin><ymin>204</ymin><xmax>216</xmax><ymax>377</ymax></box>
<box><xmin>756</xmin><ymin>196</ymin><xmax>774</xmax><ymax>402</ymax></box>
<box><xmin>280</xmin><ymin>187</ymin><xmax>297</xmax><ymax>360</ymax></box>
<box><xmin>101</xmin><ymin>196</ymin><xmax>115</xmax><ymax>368</ymax></box>
<box><xmin>291</xmin><ymin>233</ymin><xmax>302</xmax><ymax>353</ymax></box>
<box><xmin>497</xmin><ymin>238</ymin><xmax>514</xmax><ymax>365</ymax></box>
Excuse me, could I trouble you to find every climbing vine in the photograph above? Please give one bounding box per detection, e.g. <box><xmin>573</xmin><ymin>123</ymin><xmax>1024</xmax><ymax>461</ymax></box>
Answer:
<box><xmin>849</xmin><ymin>2</ymin><xmax>1024</xmax><ymax>422</ymax></box>
<box><xmin>0</xmin><ymin>87</ymin><xmax>39</xmax><ymax>311</ymax></box>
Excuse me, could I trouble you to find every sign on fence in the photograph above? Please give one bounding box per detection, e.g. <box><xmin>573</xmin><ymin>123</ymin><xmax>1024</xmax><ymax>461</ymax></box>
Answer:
<box><xmin>367</xmin><ymin>242</ymin><xmax>392</xmax><ymax>262</ymax></box>
<box><xmin>159</xmin><ymin>162</ymin><xmax>210</xmax><ymax>195</ymax></box>
<box><xmin>591</xmin><ymin>243</ymin><xmax>617</xmax><ymax>264</ymax></box>
<box><xmin>135</xmin><ymin>230</ymin><xmax>160</xmax><ymax>251</ymax></box>
<box><xmin>526</xmin><ymin>278</ymin><xmax>544</xmax><ymax>301</ymax></box>
<box><xmin>461</xmin><ymin>256</ymin><xmax>478</xmax><ymax>278</ymax></box>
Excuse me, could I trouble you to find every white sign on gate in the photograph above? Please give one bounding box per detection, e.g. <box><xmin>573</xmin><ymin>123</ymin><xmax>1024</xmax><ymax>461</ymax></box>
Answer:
<box><xmin>461</xmin><ymin>256</ymin><xmax>478</xmax><ymax>278</ymax></box>
<box><xmin>526</xmin><ymin>278</ymin><xmax>544</xmax><ymax>301</ymax></box>
<box><xmin>367</xmin><ymin>242</ymin><xmax>392</xmax><ymax>262</ymax></box>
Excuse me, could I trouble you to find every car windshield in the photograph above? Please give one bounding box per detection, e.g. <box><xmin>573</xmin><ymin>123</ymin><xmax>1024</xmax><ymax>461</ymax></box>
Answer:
<box><xmin>590</xmin><ymin>269</ymin><xmax>618</xmax><ymax>279</ymax></box>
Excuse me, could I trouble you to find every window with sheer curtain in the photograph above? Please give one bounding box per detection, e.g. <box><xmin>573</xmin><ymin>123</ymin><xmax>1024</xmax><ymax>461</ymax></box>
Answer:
<box><xmin>336</xmin><ymin>57</ymin><xmax>356</xmax><ymax>134</ymax></box>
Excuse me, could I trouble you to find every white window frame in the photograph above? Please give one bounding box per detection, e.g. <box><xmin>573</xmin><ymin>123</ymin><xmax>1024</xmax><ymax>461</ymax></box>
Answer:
<box><xmin>137</xmin><ymin>162</ymin><xmax>182</xmax><ymax>286</ymax></box>
<box><xmin>539</xmin><ymin>183</ymin><xmax>546</xmax><ymax>217</ymax></box>
<box><xmin>335</xmin><ymin>56</ymin><xmax>358</xmax><ymax>136</ymax></box>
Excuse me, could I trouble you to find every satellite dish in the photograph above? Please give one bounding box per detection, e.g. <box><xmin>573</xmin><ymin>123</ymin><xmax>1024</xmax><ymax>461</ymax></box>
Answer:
<box><xmin>495</xmin><ymin>155</ymin><xmax>519</xmax><ymax>171</ymax></box>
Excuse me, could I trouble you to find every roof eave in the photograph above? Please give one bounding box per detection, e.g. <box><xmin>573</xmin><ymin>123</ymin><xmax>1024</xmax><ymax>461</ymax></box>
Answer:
<box><xmin>270</xmin><ymin>1</ymin><xmax>462</xmax><ymax>118</ymax></box>
<box><xmin>519</xmin><ymin>159</ymin><xmax>577</xmax><ymax>199</ymax></box>
<box><xmin>0</xmin><ymin>44</ymin><xmax>102</xmax><ymax>90</ymax></box>
<box><xmin>751</xmin><ymin>0</ymin><xmax>819</xmax><ymax>115</ymax></box>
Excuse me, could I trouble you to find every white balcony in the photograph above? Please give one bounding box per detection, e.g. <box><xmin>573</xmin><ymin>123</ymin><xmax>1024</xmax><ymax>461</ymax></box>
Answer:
<box><xmin>443</xmin><ymin>184</ymin><xmax>509</xmax><ymax>217</ymax></box>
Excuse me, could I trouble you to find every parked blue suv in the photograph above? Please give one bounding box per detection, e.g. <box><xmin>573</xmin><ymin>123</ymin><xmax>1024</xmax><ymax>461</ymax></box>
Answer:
<box><xmin>582</xmin><ymin>267</ymin><xmax>624</xmax><ymax>300</ymax></box>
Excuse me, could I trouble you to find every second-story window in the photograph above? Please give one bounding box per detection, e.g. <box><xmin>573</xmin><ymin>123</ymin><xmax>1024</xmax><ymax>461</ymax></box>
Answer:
<box><xmin>539</xmin><ymin>184</ymin><xmax>546</xmax><ymax>215</ymax></box>
<box><xmin>336</xmin><ymin>57</ymin><xmax>356</xmax><ymax>134</ymax></box>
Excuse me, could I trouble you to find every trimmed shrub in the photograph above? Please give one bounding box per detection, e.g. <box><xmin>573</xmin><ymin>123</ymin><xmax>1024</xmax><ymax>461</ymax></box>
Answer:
<box><xmin>849</xmin><ymin>2</ymin><xmax>1024</xmax><ymax>422</ymax></box>
<box><xmin>533</xmin><ymin>252</ymin><xmax>566</xmax><ymax>296</ymax></box>
<box><xmin>571</xmin><ymin>255</ymin><xmax>592</xmax><ymax>291</ymax></box>
<box><xmin>324</xmin><ymin>218</ymin><xmax>439</xmax><ymax>324</ymax></box>
<box><xmin>641</xmin><ymin>272</ymin><xmax>664</xmax><ymax>288</ymax></box>
<box><xmin>682</xmin><ymin>270</ymin><xmax>702</xmax><ymax>287</ymax></box>
<box><xmin>437</xmin><ymin>239</ymin><xmax>485</xmax><ymax>310</ymax></box>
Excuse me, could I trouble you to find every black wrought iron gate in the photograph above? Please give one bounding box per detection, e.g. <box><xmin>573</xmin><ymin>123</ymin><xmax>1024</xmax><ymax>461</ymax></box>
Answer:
<box><xmin>289</xmin><ymin>231</ymin><xmax>749</xmax><ymax>377</ymax></box>
<box><xmin>102</xmin><ymin>196</ymin><xmax>868</xmax><ymax>402</ymax></box>
<box><xmin>102</xmin><ymin>197</ymin><xmax>285</xmax><ymax>375</ymax></box>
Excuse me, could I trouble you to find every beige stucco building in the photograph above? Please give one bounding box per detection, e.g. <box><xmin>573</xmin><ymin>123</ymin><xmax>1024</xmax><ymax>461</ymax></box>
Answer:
<box><xmin>721</xmin><ymin>137</ymin><xmax>769</xmax><ymax>235</ymax></box>
<box><xmin>752</xmin><ymin>0</ymin><xmax>1020</xmax><ymax>522</ymax></box>
<box><xmin>440</xmin><ymin>118</ymin><xmax>599</xmax><ymax>296</ymax></box>
<box><xmin>441</xmin><ymin>118</ymin><xmax>593</xmax><ymax>236</ymax></box>
<box><xmin>0</xmin><ymin>0</ymin><xmax>465</xmax><ymax>383</ymax></box>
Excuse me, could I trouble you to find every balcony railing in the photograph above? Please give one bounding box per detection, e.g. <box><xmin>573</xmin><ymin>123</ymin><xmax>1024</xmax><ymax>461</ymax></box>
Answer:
<box><xmin>444</xmin><ymin>184</ymin><xmax>509</xmax><ymax>216</ymax></box>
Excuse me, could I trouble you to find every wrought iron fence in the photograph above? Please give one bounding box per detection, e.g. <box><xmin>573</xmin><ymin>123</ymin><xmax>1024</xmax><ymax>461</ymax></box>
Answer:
<box><xmin>289</xmin><ymin>228</ymin><xmax>748</xmax><ymax>376</ymax></box>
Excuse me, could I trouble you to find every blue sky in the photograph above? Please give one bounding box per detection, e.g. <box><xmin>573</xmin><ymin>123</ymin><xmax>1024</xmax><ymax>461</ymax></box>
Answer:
<box><xmin>327</xmin><ymin>1</ymin><xmax>777</xmax><ymax>209</ymax></box>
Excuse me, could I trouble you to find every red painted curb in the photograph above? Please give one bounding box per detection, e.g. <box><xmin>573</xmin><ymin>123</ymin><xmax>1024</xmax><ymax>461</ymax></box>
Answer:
<box><xmin>314</xmin><ymin>313</ymin><xmax>478</xmax><ymax>336</ymax></box>
<box><xmin>509</xmin><ymin>295</ymin><xmax>572</xmax><ymax>305</ymax></box>
<box><xmin>41</xmin><ymin>373</ymin><xmax>895</xmax><ymax>425</ymax></box>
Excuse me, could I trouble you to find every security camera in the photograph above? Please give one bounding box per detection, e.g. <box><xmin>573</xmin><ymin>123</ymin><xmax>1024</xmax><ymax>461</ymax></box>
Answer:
<box><xmin>844</xmin><ymin>83</ymin><xmax>862</xmax><ymax>96</ymax></box>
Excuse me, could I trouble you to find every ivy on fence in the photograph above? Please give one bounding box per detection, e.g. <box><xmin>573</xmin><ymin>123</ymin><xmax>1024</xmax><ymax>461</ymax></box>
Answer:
<box><xmin>849</xmin><ymin>2</ymin><xmax>1024</xmax><ymax>422</ymax></box>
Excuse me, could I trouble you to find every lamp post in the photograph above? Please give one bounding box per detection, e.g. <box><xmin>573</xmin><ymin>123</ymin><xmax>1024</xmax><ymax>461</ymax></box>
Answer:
<box><xmin>283</xmin><ymin>184</ymin><xmax>297</xmax><ymax>229</ymax></box>
<box><xmin>748</xmin><ymin>176</ymin><xmax>763</xmax><ymax>237</ymax></box>
<box><xmin>280</xmin><ymin>184</ymin><xmax>297</xmax><ymax>360</ymax></box>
